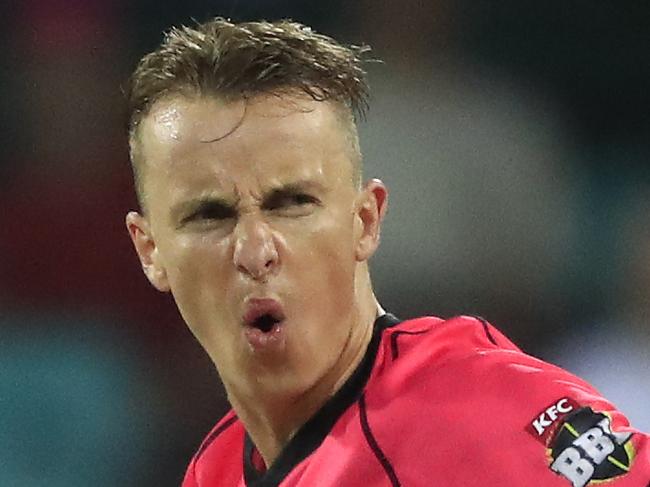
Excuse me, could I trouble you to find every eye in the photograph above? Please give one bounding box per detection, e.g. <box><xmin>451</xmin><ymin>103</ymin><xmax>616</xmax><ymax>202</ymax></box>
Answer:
<box><xmin>288</xmin><ymin>193</ymin><xmax>318</xmax><ymax>206</ymax></box>
<box><xmin>264</xmin><ymin>191</ymin><xmax>320</xmax><ymax>211</ymax></box>
<box><xmin>182</xmin><ymin>202</ymin><xmax>236</xmax><ymax>225</ymax></box>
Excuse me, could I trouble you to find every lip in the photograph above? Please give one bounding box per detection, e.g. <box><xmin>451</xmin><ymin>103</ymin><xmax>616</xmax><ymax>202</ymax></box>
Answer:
<box><xmin>242</xmin><ymin>298</ymin><xmax>286</xmax><ymax>326</ymax></box>
<box><xmin>242</xmin><ymin>297</ymin><xmax>288</xmax><ymax>353</ymax></box>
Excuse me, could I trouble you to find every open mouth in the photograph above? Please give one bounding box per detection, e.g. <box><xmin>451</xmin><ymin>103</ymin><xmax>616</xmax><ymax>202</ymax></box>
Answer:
<box><xmin>243</xmin><ymin>299</ymin><xmax>286</xmax><ymax>334</ymax></box>
<box><xmin>251</xmin><ymin>313</ymin><xmax>283</xmax><ymax>333</ymax></box>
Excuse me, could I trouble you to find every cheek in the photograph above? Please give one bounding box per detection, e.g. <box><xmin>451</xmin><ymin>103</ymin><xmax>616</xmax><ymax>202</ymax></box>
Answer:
<box><xmin>162</xmin><ymin>235</ymin><xmax>233</xmax><ymax>317</ymax></box>
<box><xmin>287</xmin><ymin>213</ymin><xmax>357</xmax><ymax>303</ymax></box>
<box><xmin>286</xmin><ymin>223</ymin><xmax>358</xmax><ymax>367</ymax></box>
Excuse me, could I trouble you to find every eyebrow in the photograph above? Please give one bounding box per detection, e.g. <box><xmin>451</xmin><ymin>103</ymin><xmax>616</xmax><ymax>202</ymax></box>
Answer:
<box><xmin>170</xmin><ymin>196</ymin><xmax>235</xmax><ymax>225</ymax></box>
<box><xmin>262</xmin><ymin>180</ymin><xmax>326</xmax><ymax>203</ymax></box>
<box><xmin>170</xmin><ymin>180</ymin><xmax>327</xmax><ymax>222</ymax></box>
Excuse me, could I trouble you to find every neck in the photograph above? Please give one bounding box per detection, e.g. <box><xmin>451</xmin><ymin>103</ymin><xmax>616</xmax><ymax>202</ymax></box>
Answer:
<box><xmin>228</xmin><ymin>274</ymin><xmax>381</xmax><ymax>467</ymax></box>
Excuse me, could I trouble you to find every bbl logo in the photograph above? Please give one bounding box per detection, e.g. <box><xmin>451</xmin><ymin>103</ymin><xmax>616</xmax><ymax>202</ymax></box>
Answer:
<box><xmin>548</xmin><ymin>407</ymin><xmax>635</xmax><ymax>487</ymax></box>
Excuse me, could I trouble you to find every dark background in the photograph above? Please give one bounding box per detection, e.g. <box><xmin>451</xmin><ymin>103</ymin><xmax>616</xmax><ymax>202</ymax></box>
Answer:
<box><xmin>1</xmin><ymin>1</ymin><xmax>648</xmax><ymax>485</ymax></box>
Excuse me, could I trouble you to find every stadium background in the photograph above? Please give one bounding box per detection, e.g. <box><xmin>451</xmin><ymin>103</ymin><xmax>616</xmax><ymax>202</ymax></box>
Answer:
<box><xmin>1</xmin><ymin>1</ymin><xmax>648</xmax><ymax>485</ymax></box>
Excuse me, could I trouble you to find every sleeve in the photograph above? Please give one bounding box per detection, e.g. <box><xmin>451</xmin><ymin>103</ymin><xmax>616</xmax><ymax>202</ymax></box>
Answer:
<box><xmin>178</xmin><ymin>412</ymin><xmax>243</xmax><ymax>487</ymax></box>
<box><xmin>181</xmin><ymin>455</ymin><xmax>199</xmax><ymax>487</ymax></box>
<box><xmin>473</xmin><ymin>317</ymin><xmax>650</xmax><ymax>487</ymax></box>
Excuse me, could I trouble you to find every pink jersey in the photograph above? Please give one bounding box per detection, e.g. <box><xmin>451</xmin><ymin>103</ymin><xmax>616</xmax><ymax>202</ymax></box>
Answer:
<box><xmin>183</xmin><ymin>314</ymin><xmax>650</xmax><ymax>486</ymax></box>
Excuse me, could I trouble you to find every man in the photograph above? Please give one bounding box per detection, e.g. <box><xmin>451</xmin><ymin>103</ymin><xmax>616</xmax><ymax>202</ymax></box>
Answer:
<box><xmin>125</xmin><ymin>18</ymin><xmax>649</xmax><ymax>486</ymax></box>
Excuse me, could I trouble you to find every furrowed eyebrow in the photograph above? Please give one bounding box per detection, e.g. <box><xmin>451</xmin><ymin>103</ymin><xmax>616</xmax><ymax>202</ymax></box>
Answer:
<box><xmin>169</xmin><ymin>181</ymin><xmax>326</xmax><ymax>223</ymax></box>
<box><xmin>170</xmin><ymin>196</ymin><xmax>236</xmax><ymax>223</ymax></box>
<box><xmin>261</xmin><ymin>181</ymin><xmax>326</xmax><ymax>207</ymax></box>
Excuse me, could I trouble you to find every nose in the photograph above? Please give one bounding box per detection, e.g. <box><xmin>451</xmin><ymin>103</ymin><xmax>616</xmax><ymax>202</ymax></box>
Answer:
<box><xmin>232</xmin><ymin>216</ymin><xmax>279</xmax><ymax>281</ymax></box>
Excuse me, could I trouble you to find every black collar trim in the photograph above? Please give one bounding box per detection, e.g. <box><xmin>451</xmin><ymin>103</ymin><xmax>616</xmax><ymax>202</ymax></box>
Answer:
<box><xmin>243</xmin><ymin>313</ymin><xmax>401</xmax><ymax>487</ymax></box>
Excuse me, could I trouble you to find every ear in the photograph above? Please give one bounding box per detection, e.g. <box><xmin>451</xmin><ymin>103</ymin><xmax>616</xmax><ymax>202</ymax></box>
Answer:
<box><xmin>354</xmin><ymin>179</ymin><xmax>388</xmax><ymax>262</ymax></box>
<box><xmin>125</xmin><ymin>211</ymin><xmax>170</xmax><ymax>292</ymax></box>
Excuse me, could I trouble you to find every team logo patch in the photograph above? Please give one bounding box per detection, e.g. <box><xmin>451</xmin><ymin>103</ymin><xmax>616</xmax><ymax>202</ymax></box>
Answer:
<box><xmin>547</xmin><ymin>407</ymin><xmax>635</xmax><ymax>487</ymax></box>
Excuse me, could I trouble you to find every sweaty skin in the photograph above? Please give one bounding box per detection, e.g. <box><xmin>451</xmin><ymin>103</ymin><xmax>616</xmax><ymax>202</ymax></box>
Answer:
<box><xmin>126</xmin><ymin>94</ymin><xmax>387</xmax><ymax>466</ymax></box>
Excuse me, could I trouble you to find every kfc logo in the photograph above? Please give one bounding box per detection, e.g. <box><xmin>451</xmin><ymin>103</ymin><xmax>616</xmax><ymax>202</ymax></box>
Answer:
<box><xmin>527</xmin><ymin>397</ymin><xmax>579</xmax><ymax>444</ymax></box>
<box><xmin>533</xmin><ymin>398</ymin><xmax>574</xmax><ymax>435</ymax></box>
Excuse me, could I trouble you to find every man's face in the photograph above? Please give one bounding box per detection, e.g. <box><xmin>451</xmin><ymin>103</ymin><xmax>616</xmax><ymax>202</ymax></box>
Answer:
<box><xmin>127</xmin><ymin>94</ymin><xmax>384</xmax><ymax>399</ymax></box>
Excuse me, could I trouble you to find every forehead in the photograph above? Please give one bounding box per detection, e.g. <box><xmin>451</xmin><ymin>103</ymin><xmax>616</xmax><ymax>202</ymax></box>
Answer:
<box><xmin>136</xmin><ymin>94</ymin><xmax>354</xmax><ymax>199</ymax></box>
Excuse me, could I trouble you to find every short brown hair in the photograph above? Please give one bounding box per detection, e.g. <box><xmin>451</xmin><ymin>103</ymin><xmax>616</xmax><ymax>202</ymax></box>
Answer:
<box><xmin>126</xmin><ymin>17</ymin><xmax>371</xmax><ymax>204</ymax></box>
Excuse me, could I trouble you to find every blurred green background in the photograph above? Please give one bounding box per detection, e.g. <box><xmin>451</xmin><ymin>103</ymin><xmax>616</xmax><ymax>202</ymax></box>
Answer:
<box><xmin>1</xmin><ymin>1</ymin><xmax>648</xmax><ymax>485</ymax></box>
